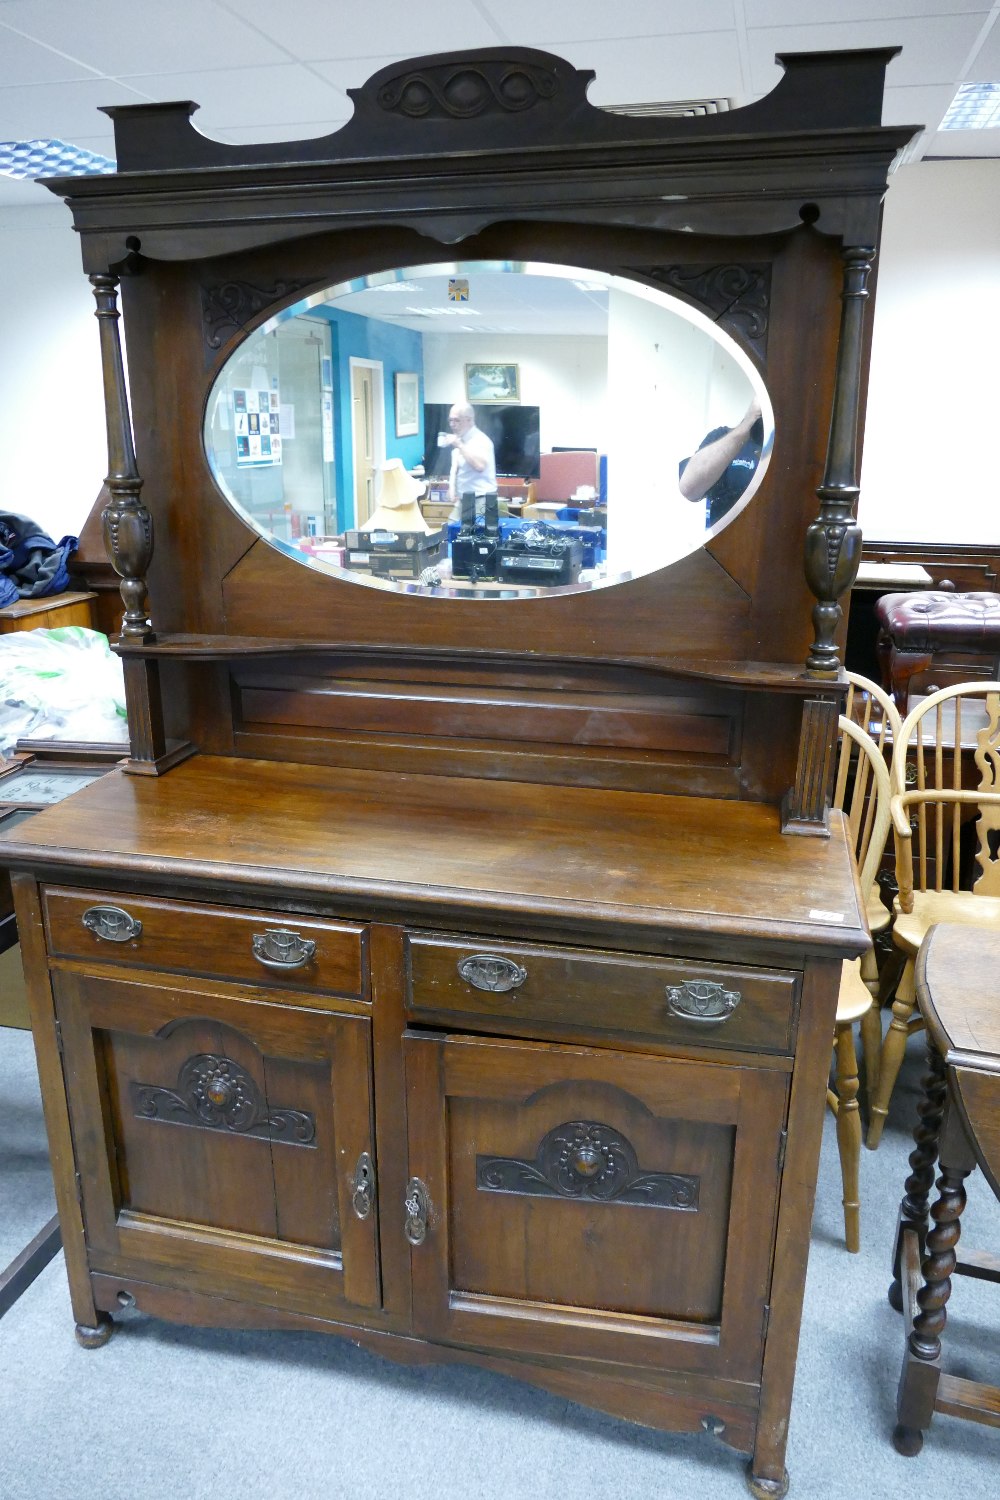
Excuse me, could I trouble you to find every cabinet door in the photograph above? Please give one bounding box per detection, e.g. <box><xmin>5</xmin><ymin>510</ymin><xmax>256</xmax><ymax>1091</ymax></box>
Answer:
<box><xmin>404</xmin><ymin>1032</ymin><xmax>787</xmax><ymax>1380</ymax></box>
<box><xmin>54</xmin><ymin>968</ymin><xmax>379</xmax><ymax>1317</ymax></box>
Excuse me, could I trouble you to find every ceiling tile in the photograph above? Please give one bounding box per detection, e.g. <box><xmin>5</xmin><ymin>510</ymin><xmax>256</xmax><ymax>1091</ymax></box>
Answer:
<box><xmin>0</xmin><ymin>22</ymin><xmax>99</xmax><ymax>84</ymax></box>
<box><xmin>966</xmin><ymin>17</ymin><xmax>1000</xmax><ymax>75</ymax></box>
<box><xmin>882</xmin><ymin>82</ymin><xmax>957</xmax><ymax>130</ymax></box>
<box><xmin>212</xmin><ymin>119</ymin><xmax>352</xmax><ymax>146</ymax></box>
<box><xmin>475</xmin><ymin>0</ymin><xmax>734</xmax><ymax>44</ymax></box>
<box><xmin>127</xmin><ymin>64</ymin><xmax>349</xmax><ymax>132</ymax></box>
<box><xmin>0</xmin><ymin>77</ymin><xmax>151</xmax><ymax>140</ymax></box>
<box><xmin>0</xmin><ymin>0</ymin><xmax>290</xmax><ymax>76</ymax></box>
<box><xmin>551</xmin><ymin>33</ymin><xmax>745</xmax><ymax>106</ymax></box>
<box><xmin>923</xmin><ymin>124</ymin><xmax>1000</xmax><ymax>155</ymax></box>
<box><xmin>748</xmin><ymin>15</ymin><xmax>990</xmax><ymax>94</ymax></box>
<box><xmin>310</xmin><ymin>54</ymin><xmax>417</xmax><ymax>94</ymax></box>
<box><xmin>746</xmin><ymin>1</ymin><xmax>989</xmax><ymax>24</ymax></box>
<box><xmin>222</xmin><ymin>0</ymin><xmax>501</xmax><ymax>61</ymax></box>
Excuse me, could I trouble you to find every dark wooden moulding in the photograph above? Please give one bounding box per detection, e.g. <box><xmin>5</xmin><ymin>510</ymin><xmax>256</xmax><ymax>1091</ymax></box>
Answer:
<box><xmin>2</xmin><ymin>45</ymin><xmax>914</xmax><ymax>1500</ymax></box>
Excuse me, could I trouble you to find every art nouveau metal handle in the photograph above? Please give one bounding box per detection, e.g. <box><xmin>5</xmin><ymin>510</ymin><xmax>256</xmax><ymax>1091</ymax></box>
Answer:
<box><xmin>351</xmin><ymin>1152</ymin><xmax>375</xmax><ymax>1221</ymax></box>
<box><xmin>404</xmin><ymin>1177</ymin><xmax>430</xmax><ymax>1246</ymax></box>
<box><xmin>665</xmin><ymin>979</ymin><xmax>742</xmax><ymax>1024</ymax></box>
<box><xmin>82</xmin><ymin>905</ymin><xmax>143</xmax><ymax>942</ymax></box>
<box><xmin>251</xmin><ymin>929</ymin><xmax>317</xmax><ymax>970</ymax></box>
<box><xmin>457</xmin><ymin>954</ymin><xmax>527</xmax><ymax>993</ymax></box>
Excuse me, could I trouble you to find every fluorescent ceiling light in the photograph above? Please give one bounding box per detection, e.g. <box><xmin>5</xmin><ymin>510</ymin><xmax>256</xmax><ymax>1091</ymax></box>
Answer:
<box><xmin>403</xmin><ymin>305</ymin><xmax>481</xmax><ymax>317</ymax></box>
<box><xmin>940</xmin><ymin>83</ymin><xmax>1000</xmax><ymax>131</ymax></box>
<box><xmin>0</xmin><ymin>139</ymin><xmax>115</xmax><ymax>179</ymax></box>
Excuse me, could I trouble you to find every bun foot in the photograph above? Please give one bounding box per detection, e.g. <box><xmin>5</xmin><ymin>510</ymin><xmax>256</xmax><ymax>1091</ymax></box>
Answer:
<box><xmin>892</xmin><ymin>1423</ymin><xmax>923</xmax><ymax>1457</ymax></box>
<box><xmin>888</xmin><ymin>1278</ymin><xmax>904</xmax><ymax>1313</ymax></box>
<box><xmin>746</xmin><ymin>1465</ymin><xmax>790</xmax><ymax>1498</ymax></box>
<box><xmin>75</xmin><ymin>1315</ymin><xmax>113</xmax><ymax>1349</ymax></box>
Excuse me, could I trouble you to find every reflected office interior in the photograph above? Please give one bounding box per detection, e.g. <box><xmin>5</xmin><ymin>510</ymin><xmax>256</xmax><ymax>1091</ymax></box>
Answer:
<box><xmin>204</xmin><ymin>262</ymin><xmax>774</xmax><ymax>601</ymax></box>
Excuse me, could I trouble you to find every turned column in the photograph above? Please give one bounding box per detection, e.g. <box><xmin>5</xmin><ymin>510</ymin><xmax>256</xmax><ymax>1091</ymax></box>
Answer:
<box><xmin>91</xmin><ymin>269</ymin><xmax>182</xmax><ymax>771</ymax></box>
<box><xmin>90</xmin><ymin>272</ymin><xmax>154</xmax><ymax>642</ymax></box>
<box><xmin>804</xmin><ymin>245</ymin><xmax>875</xmax><ymax>677</ymax></box>
<box><xmin>889</xmin><ymin>1039</ymin><xmax>948</xmax><ymax>1312</ymax></box>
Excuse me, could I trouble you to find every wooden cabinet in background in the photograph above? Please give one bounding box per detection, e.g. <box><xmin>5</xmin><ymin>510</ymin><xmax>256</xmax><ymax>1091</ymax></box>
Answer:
<box><xmin>0</xmin><ymin>591</ymin><xmax>96</xmax><ymax>634</ymax></box>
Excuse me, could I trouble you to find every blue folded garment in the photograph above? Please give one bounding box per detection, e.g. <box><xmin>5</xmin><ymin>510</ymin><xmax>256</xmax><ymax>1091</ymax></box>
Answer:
<box><xmin>0</xmin><ymin>511</ymin><xmax>78</xmax><ymax>600</ymax></box>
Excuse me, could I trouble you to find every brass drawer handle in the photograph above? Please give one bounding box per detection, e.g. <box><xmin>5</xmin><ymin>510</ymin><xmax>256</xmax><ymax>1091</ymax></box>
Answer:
<box><xmin>666</xmin><ymin>979</ymin><xmax>742</xmax><ymax>1024</ymax></box>
<box><xmin>404</xmin><ymin>1177</ymin><xmax>430</xmax><ymax>1246</ymax></box>
<box><xmin>457</xmin><ymin>954</ymin><xmax>527</xmax><ymax>993</ymax></box>
<box><xmin>252</xmin><ymin>929</ymin><xmax>317</xmax><ymax>970</ymax></box>
<box><xmin>82</xmin><ymin>905</ymin><xmax>142</xmax><ymax>943</ymax></box>
<box><xmin>351</xmin><ymin>1151</ymin><xmax>375</xmax><ymax>1221</ymax></box>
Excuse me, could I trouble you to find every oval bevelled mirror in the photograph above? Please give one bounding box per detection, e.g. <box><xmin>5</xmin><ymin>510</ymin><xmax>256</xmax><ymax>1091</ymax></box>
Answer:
<box><xmin>203</xmin><ymin>261</ymin><xmax>773</xmax><ymax>599</ymax></box>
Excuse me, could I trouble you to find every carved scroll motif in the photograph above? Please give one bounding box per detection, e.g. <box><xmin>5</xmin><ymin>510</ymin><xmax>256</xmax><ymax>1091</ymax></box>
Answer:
<box><xmin>477</xmin><ymin>1121</ymin><xmax>699</xmax><ymax>1210</ymax></box>
<box><xmin>805</xmin><ymin>246</ymin><xmax>875</xmax><ymax>676</ymax></box>
<box><xmin>376</xmin><ymin>59</ymin><xmax>558</xmax><ymax>120</ymax></box>
<box><xmin>131</xmin><ymin>1054</ymin><xmax>316</xmax><ymax>1147</ymax></box>
<box><xmin>636</xmin><ymin>264</ymin><xmax>771</xmax><ymax>360</ymax></box>
<box><xmin>201</xmin><ymin>278</ymin><xmax>315</xmax><ymax>350</ymax></box>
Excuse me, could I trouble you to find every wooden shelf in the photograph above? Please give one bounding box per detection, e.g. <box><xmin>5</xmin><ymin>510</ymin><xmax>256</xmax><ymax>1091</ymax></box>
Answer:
<box><xmin>111</xmin><ymin>633</ymin><xmax>841</xmax><ymax>693</ymax></box>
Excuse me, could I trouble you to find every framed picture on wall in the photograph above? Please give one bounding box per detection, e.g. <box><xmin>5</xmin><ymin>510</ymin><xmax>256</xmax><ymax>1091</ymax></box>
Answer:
<box><xmin>394</xmin><ymin>371</ymin><xmax>420</xmax><ymax>437</ymax></box>
<box><xmin>465</xmin><ymin>363</ymin><xmax>520</xmax><ymax>403</ymax></box>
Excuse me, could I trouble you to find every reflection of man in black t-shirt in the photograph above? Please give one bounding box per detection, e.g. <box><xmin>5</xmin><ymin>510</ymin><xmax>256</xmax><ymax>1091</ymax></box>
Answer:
<box><xmin>679</xmin><ymin>399</ymin><xmax>764</xmax><ymax>528</ymax></box>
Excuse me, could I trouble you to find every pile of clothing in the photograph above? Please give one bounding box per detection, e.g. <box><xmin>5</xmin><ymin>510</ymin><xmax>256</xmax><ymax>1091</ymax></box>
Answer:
<box><xmin>0</xmin><ymin>511</ymin><xmax>77</xmax><ymax>608</ymax></box>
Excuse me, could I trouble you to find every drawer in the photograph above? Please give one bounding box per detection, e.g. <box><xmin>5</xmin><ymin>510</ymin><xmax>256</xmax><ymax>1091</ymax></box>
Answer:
<box><xmin>43</xmin><ymin>886</ymin><xmax>366</xmax><ymax>999</ymax></box>
<box><xmin>406</xmin><ymin>934</ymin><xmax>798</xmax><ymax>1054</ymax></box>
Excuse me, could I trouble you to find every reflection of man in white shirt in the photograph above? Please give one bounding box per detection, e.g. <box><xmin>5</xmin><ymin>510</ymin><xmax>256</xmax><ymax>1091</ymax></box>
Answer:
<box><xmin>445</xmin><ymin>403</ymin><xmax>496</xmax><ymax>516</ymax></box>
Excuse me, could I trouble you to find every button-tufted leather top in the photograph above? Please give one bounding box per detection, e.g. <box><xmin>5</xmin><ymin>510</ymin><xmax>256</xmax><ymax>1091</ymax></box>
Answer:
<box><xmin>875</xmin><ymin>591</ymin><xmax>1000</xmax><ymax>651</ymax></box>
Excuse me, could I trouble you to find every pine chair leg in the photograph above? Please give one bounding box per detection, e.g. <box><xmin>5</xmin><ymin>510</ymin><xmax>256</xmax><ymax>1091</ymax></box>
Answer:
<box><xmin>868</xmin><ymin>957</ymin><xmax>915</xmax><ymax>1149</ymax></box>
<box><xmin>834</xmin><ymin>1020</ymin><xmax>862</xmax><ymax>1252</ymax></box>
<box><xmin>859</xmin><ymin>945</ymin><xmax>880</xmax><ymax>998</ymax></box>
<box><xmin>859</xmin><ymin>994</ymin><xmax>881</xmax><ymax>1105</ymax></box>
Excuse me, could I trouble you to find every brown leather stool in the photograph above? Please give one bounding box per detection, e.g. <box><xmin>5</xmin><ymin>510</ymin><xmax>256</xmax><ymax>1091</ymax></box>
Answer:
<box><xmin>875</xmin><ymin>591</ymin><xmax>1000</xmax><ymax>713</ymax></box>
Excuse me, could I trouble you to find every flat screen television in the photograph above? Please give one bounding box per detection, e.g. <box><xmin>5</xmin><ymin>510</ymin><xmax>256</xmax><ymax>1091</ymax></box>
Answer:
<box><xmin>422</xmin><ymin>403</ymin><xmax>540</xmax><ymax>480</ymax></box>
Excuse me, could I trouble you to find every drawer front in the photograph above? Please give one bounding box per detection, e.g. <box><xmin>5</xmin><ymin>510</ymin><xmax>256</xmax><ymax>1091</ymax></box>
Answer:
<box><xmin>407</xmin><ymin>934</ymin><xmax>798</xmax><ymax>1053</ymax></box>
<box><xmin>43</xmin><ymin>886</ymin><xmax>366</xmax><ymax>999</ymax></box>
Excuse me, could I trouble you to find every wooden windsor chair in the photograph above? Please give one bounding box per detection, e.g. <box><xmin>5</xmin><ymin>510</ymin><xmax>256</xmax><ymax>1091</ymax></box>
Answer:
<box><xmin>828</xmin><ymin>712</ymin><xmax>893</xmax><ymax>1250</ymax></box>
<box><xmin>867</xmin><ymin>681</ymin><xmax>1000</xmax><ymax>1149</ymax></box>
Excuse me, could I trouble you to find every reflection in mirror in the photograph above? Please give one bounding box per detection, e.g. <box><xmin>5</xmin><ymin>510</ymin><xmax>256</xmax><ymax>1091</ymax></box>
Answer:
<box><xmin>204</xmin><ymin>263</ymin><xmax>774</xmax><ymax>600</ymax></box>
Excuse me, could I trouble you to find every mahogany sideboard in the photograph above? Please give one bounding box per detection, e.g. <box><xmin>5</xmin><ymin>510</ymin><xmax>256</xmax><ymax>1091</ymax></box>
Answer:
<box><xmin>0</xmin><ymin>44</ymin><xmax>914</xmax><ymax>1497</ymax></box>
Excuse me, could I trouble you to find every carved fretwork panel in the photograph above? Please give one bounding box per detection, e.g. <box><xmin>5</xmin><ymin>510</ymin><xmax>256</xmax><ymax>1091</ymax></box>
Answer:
<box><xmin>634</xmin><ymin>263</ymin><xmax>771</xmax><ymax>362</ymax></box>
<box><xmin>201</xmin><ymin>278</ymin><xmax>315</xmax><ymax>351</ymax></box>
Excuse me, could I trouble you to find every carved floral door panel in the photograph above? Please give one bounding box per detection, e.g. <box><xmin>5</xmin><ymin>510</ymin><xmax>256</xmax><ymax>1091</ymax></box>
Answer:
<box><xmin>403</xmin><ymin>1032</ymin><xmax>788</xmax><ymax>1379</ymax></box>
<box><xmin>53</xmin><ymin>968</ymin><xmax>380</xmax><ymax>1317</ymax></box>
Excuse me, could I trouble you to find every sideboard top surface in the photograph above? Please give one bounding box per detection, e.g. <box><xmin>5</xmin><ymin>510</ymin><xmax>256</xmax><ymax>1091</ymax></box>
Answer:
<box><xmin>0</xmin><ymin>754</ymin><xmax>866</xmax><ymax>956</ymax></box>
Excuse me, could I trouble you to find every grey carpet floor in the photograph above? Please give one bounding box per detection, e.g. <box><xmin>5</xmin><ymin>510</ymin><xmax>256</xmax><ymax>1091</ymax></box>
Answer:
<box><xmin>1</xmin><ymin>1024</ymin><xmax>997</xmax><ymax>1500</ymax></box>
